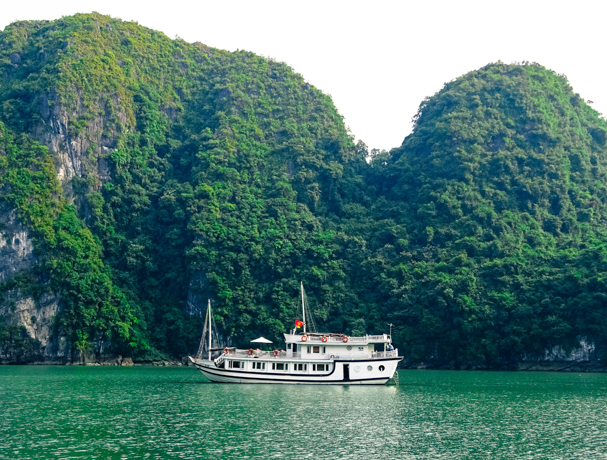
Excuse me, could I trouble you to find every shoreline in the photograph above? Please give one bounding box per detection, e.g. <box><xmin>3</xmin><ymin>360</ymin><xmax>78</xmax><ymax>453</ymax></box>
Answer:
<box><xmin>2</xmin><ymin>358</ymin><xmax>605</xmax><ymax>372</ymax></box>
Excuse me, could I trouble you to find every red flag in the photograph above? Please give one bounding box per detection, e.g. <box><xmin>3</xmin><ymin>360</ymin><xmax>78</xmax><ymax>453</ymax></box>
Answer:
<box><xmin>295</xmin><ymin>320</ymin><xmax>303</xmax><ymax>328</ymax></box>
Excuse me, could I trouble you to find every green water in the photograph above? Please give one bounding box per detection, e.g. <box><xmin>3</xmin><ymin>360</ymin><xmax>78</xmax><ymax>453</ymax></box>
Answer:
<box><xmin>1</xmin><ymin>367</ymin><xmax>606</xmax><ymax>459</ymax></box>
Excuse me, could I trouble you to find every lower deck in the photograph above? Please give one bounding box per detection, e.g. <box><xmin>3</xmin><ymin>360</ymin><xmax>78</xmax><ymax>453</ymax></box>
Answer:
<box><xmin>191</xmin><ymin>356</ymin><xmax>402</xmax><ymax>385</ymax></box>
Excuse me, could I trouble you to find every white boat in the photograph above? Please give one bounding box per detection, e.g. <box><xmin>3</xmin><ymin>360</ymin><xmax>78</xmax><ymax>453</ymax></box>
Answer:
<box><xmin>189</xmin><ymin>284</ymin><xmax>402</xmax><ymax>385</ymax></box>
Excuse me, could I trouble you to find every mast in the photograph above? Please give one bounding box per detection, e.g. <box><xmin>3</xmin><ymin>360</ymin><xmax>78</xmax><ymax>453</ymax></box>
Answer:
<box><xmin>208</xmin><ymin>299</ymin><xmax>212</xmax><ymax>361</ymax></box>
<box><xmin>301</xmin><ymin>281</ymin><xmax>306</xmax><ymax>334</ymax></box>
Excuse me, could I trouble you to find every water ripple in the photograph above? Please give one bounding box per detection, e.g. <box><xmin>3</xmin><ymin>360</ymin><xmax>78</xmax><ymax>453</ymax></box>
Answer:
<box><xmin>1</xmin><ymin>367</ymin><xmax>607</xmax><ymax>459</ymax></box>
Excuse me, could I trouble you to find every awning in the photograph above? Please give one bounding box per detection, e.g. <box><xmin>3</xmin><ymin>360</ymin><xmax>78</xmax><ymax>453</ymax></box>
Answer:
<box><xmin>250</xmin><ymin>337</ymin><xmax>273</xmax><ymax>344</ymax></box>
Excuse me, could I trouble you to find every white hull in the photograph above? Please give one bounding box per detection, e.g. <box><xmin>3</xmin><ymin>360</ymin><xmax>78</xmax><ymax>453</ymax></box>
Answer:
<box><xmin>192</xmin><ymin>357</ymin><xmax>401</xmax><ymax>385</ymax></box>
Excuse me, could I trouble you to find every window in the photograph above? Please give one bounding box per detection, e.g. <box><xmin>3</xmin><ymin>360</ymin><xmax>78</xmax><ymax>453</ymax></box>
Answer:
<box><xmin>272</xmin><ymin>363</ymin><xmax>276</xmax><ymax>370</ymax></box>
<box><xmin>322</xmin><ymin>346</ymin><xmax>326</xmax><ymax>354</ymax></box>
<box><xmin>288</xmin><ymin>343</ymin><xmax>292</xmax><ymax>350</ymax></box>
<box><xmin>317</xmin><ymin>364</ymin><xmax>325</xmax><ymax>372</ymax></box>
<box><xmin>229</xmin><ymin>361</ymin><xmax>240</xmax><ymax>369</ymax></box>
<box><xmin>254</xmin><ymin>362</ymin><xmax>265</xmax><ymax>370</ymax></box>
<box><xmin>313</xmin><ymin>346</ymin><xmax>320</xmax><ymax>353</ymax></box>
<box><xmin>276</xmin><ymin>363</ymin><xmax>285</xmax><ymax>371</ymax></box>
<box><xmin>295</xmin><ymin>363</ymin><xmax>307</xmax><ymax>371</ymax></box>
<box><xmin>307</xmin><ymin>346</ymin><xmax>311</xmax><ymax>353</ymax></box>
<box><xmin>293</xmin><ymin>344</ymin><xmax>298</xmax><ymax>353</ymax></box>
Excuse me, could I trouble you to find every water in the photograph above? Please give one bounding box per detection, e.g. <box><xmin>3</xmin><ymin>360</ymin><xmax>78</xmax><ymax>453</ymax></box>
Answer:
<box><xmin>1</xmin><ymin>367</ymin><xmax>607</xmax><ymax>459</ymax></box>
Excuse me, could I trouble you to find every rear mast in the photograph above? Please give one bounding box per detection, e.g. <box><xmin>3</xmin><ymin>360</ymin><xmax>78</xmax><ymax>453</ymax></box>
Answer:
<box><xmin>301</xmin><ymin>281</ymin><xmax>306</xmax><ymax>334</ymax></box>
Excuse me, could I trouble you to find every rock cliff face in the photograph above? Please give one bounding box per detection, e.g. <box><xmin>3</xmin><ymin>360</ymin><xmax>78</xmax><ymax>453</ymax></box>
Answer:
<box><xmin>0</xmin><ymin>207</ymin><xmax>35</xmax><ymax>282</ymax></box>
<box><xmin>0</xmin><ymin>90</ymin><xmax>121</xmax><ymax>362</ymax></box>
<box><xmin>33</xmin><ymin>91</ymin><xmax>121</xmax><ymax>195</ymax></box>
<box><xmin>0</xmin><ymin>206</ymin><xmax>69</xmax><ymax>362</ymax></box>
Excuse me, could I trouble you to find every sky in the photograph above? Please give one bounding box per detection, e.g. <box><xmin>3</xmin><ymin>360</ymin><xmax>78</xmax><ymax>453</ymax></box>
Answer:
<box><xmin>1</xmin><ymin>0</ymin><xmax>606</xmax><ymax>151</ymax></box>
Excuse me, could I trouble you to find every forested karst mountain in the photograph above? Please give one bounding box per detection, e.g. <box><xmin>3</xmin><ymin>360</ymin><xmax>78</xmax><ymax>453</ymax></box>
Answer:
<box><xmin>359</xmin><ymin>63</ymin><xmax>607</xmax><ymax>366</ymax></box>
<box><xmin>1</xmin><ymin>14</ymin><xmax>606</xmax><ymax>367</ymax></box>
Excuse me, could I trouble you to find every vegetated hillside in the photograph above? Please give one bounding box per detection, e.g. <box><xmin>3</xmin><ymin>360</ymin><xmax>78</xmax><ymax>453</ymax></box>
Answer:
<box><xmin>0</xmin><ymin>13</ymin><xmax>365</xmax><ymax>361</ymax></box>
<box><xmin>362</xmin><ymin>62</ymin><xmax>607</xmax><ymax>366</ymax></box>
<box><xmin>1</xmin><ymin>14</ymin><xmax>606</xmax><ymax>367</ymax></box>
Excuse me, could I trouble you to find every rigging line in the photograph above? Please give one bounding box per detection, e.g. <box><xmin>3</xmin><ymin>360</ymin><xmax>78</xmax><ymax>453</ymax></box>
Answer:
<box><xmin>181</xmin><ymin>367</ymin><xmax>200</xmax><ymax>383</ymax></box>
<box><xmin>302</xmin><ymin>286</ymin><xmax>317</xmax><ymax>333</ymax></box>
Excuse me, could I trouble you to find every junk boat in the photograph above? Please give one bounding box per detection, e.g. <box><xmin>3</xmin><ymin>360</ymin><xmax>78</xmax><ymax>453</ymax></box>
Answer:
<box><xmin>188</xmin><ymin>284</ymin><xmax>402</xmax><ymax>385</ymax></box>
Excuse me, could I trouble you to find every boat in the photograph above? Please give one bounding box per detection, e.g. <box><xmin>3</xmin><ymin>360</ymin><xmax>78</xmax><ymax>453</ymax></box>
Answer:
<box><xmin>188</xmin><ymin>283</ymin><xmax>403</xmax><ymax>384</ymax></box>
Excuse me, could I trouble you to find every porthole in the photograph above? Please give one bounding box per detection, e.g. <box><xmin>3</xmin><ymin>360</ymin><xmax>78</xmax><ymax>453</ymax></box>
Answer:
<box><xmin>354</xmin><ymin>365</ymin><xmax>361</xmax><ymax>372</ymax></box>
<box><xmin>379</xmin><ymin>365</ymin><xmax>385</xmax><ymax>372</ymax></box>
<box><xmin>347</xmin><ymin>345</ymin><xmax>352</xmax><ymax>351</ymax></box>
<box><xmin>367</xmin><ymin>365</ymin><xmax>373</xmax><ymax>371</ymax></box>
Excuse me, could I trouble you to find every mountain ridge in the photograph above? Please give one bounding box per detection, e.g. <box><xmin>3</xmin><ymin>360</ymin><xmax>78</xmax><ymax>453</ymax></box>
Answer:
<box><xmin>1</xmin><ymin>14</ymin><xmax>606</xmax><ymax>369</ymax></box>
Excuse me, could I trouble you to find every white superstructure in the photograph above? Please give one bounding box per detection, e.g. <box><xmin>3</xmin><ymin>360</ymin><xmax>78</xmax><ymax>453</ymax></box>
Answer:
<box><xmin>189</xmin><ymin>284</ymin><xmax>403</xmax><ymax>385</ymax></box>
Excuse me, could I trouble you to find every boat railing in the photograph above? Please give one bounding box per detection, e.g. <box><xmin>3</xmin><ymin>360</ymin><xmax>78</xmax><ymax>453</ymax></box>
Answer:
<box><xmin>224</xmin><ymin>349</ymin><xmax>288</xmax><ymax>359</ymax></box>
<box><xmin>301</xmin><ymin>334</ymin><xmax>390</xmax><ymax>343</ymax></box>
<box><xmin>222</xmin><ymin>349</ymin><xmax>398</xmax><ymax>360</ymax></box>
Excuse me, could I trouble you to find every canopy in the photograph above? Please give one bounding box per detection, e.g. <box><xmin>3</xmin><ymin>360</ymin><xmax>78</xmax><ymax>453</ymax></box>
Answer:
<box><xmin>250</xmin><ymin>337</ymin><xmax>273</xmax><ymax>344</ymax></box>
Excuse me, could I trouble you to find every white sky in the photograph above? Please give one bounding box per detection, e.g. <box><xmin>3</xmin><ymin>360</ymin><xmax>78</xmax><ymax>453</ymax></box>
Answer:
<box><xmin>2</xmin><ymin>0</ymin><xmax>606</xmax><ymax>151</ymax></box>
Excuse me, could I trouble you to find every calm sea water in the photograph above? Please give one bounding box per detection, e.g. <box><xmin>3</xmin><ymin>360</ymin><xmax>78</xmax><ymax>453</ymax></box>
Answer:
<box><xmin>1</xmin><ymin>366</ymin><xmax>607</xmax><ymax>459</ymax></box>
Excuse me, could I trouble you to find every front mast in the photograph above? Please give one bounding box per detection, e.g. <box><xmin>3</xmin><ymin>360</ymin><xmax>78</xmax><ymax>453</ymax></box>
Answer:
<box><xmin>208</xmin><ymin>299</ymin><xmax>212</xmax><ymax>361</ymax></box>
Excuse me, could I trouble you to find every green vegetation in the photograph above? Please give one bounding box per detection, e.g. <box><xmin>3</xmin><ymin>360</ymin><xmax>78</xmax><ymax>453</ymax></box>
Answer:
<box><xmin>1</xmin><ymin>14</ymin><xmax>606</xmax><ymax>366</ymax></box>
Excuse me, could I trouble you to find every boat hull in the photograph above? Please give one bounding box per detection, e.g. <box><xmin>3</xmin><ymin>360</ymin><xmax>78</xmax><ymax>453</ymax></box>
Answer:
<box><xmin>191</xmin><ymin>357</ymin><xmax>401</xmax><ymax>385</ymax></box>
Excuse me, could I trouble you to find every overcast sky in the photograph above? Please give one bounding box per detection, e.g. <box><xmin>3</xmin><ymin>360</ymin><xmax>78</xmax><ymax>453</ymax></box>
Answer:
<box><xmin>2</xmin><ymin>1</ymin><xmax>606</xmax><ymax>151</ymax></box>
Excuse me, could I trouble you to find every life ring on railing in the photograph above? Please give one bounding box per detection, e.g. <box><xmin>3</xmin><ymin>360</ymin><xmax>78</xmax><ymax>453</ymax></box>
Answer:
<box><xmin>248</xmin><ymin>349</ymin><xmax>254</xmax><ymax>355</ymax></box>
<box><xmin>301</xmin><ymin>335</ymin><xmax>308</xmax><ymax>342</ymax></box>
<box><xmin>321</xmin><ymin>336</ymin><xmax>328</xmax><ymax>343</ymax></box>
<box><xmin>273</xmin><ymin>350</ymin><xmax>279</xmax><ymax>356</ymax></box>
<box><xmin>342</xmin><ymin>336</ymin><xmax>349</xmax><ymax>343</ymax></box>
<box><xmin>223</xmin><ymin>347</ymin><xmax>229</xmax><ymax>354</ymax></box>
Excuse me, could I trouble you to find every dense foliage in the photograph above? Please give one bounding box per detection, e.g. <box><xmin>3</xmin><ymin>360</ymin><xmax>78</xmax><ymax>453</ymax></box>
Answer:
<box><xmin>359</xmin><ymin>63</ymin><xmax>607</xmax><ymax>365</ymax></box>
<box><xmin>1</xmin><ymin>14</ymin><xmax>607</xmax><ymax>365</ymax></box>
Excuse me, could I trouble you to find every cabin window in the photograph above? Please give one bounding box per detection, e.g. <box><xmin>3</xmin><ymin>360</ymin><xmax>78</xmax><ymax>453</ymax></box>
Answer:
<box><xmin>313</xmin><ymin>346</ymin><xmax>320</xmax><ymax>353</ymax></box>
<box><xmin>295</xmin><ymin>363</ymin><xmax>307</xmax><ymax>371</ymax></box>
<box><xmin>322</xmin><ymin>346</ymin><xmax>326</xmax><ymax>354</ymax></box>
<box><xmin>276</xmin><ymin>363</ymin><xmax>285</xmax><ymax>371</ymax></box>
<box><xmin>272</xmin><ymin>363</ymin><xmax>275</xmax><ymax>370</ymax></box>
<box><xmin>293</xmin><ymin>344</ymin><xmax>298</xmax><ymax>353</ymax></box>
<box><xmin>315</xmin><ymin>364</ymin><xmax>325</xmax><ymax>372</ymax></box>
<box><xmin>288</xmin><ymin>344</ymin><xmax>292</xmax><ymax>350</ymax></box>
<box><xmin>254</xmin><ymin>362</ymin><xmax>265</xmax><ymax>370</ymax></box>
<box><xmin>307</xmin><ymin>346</ymin><xmax>311</xmax><ymax>353</ymax></box>
<box><xmin>229</xmin><ymin>360</ymin><xmax>241</xmax><ymax>369</ymax></box>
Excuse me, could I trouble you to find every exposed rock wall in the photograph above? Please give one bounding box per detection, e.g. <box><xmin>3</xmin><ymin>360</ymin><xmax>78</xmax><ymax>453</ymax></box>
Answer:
<box><xmin>33</xmin><ymin>91</ymin><xmax>123</xmax><ymax>198</ymax></box>
<box><xmin>0</xmin><ymin>207</ymin><xmax>35</xmax><ymax>282</ymax></box>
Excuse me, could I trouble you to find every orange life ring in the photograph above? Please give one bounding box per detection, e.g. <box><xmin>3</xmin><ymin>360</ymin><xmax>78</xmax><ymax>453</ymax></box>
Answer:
<box><xmin>248</xmin><ymin>349</ymin><xmax>254</xmax><ymax>355</ymax></box>
<box><xmin>273</xmin><ymin>350</ymin><xmax>279</xmax><ymax>356</ymax></box>
<box><xmin>223</xmin><ymin>347</ymin><xmax>229</xmax><ymax>354</ymax></box>
<box><xmin>342</xmin><ymin>336</ymin><xmax>349</xmax><ymax>343</ymax></box>
<box><xmin>321</xmin><ymin>336</ymin><xmax>328</xmax><ymax>343</ymax></box>
<box><xmin>301</xmin><ymin>335</ymin><xmax>308</xmax><ymax>342</ymax></box>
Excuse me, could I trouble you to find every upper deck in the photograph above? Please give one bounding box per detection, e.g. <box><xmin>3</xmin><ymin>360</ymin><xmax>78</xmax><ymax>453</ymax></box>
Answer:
<box><xmin>284</xmin><ymin>333</ymin><xmax>391</xmax><ymax>345</ymax></box>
